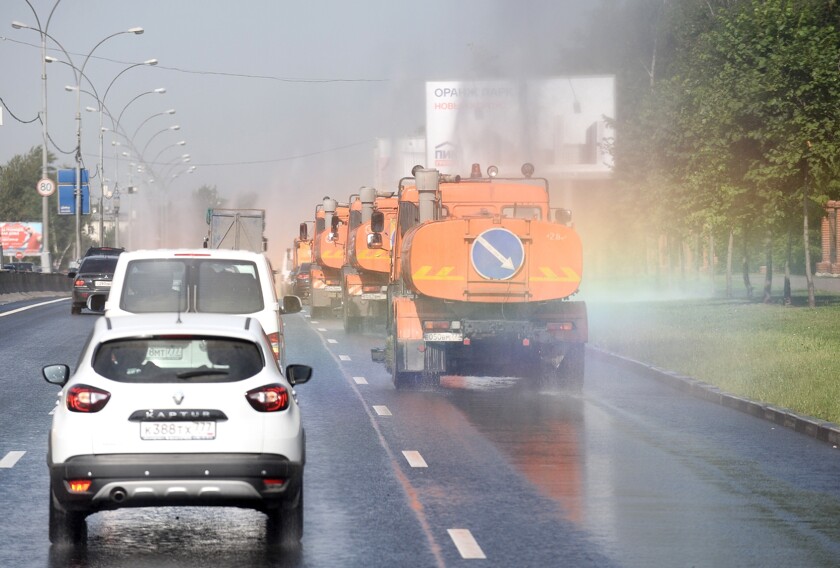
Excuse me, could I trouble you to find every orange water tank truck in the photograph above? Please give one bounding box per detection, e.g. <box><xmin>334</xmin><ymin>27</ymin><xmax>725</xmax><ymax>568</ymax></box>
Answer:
<box><xmin>340</xmin><ymin>186</ymin><xmax>399</xmax><ymax>332</ymax></box>
<box><xmin>369</xmin><ymin>164</ymin><xmax>587</xmax><ymax>389</ymax></box>
<box><xmin>309</xmin><ymin>197</ymin><xmax>349</xmax><ymax>318</ymax></box>
<box><xmin>287</xmin><ymin>221</ymin><xmax>313</xmax><ymax>299</ymax></box>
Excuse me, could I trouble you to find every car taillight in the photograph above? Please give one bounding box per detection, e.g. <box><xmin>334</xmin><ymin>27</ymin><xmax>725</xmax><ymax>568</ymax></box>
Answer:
<box><xmin>297</xmin><ymin>273</ymin><xmax>309</xmax><ymax>280</ymax></box>
<box><xmin>68</xmin><ymin>480</ymin><xmax>92</xmax><ymax>493</ymax></box>
<box><xmin>547</xmin><ymin>322</ymin><xmax>575</xmax><ymax>332</ymax></box>
<box><xmin>267</xmin><ymin>332</ymin><xmax>281</xmax><ymax>361</ymax></box>
<box><xmin>66</xmin><ymin>384</ymin><xmax>111</xmax><ymax>412</ymax></box>
<box><xmin>74</xmin><ymin>279</ymin><xmax>87</xmax><ymax>287</ymax></box>
<box><xmin>246</xmin><ymin>384</ymin><xmax>289</xmax><ymax>412</ymax></box>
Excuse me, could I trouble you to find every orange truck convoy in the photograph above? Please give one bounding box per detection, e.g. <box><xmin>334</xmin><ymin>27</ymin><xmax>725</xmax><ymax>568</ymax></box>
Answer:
<box><xmin>293</xmin><ymin>163</ymin><xmax>587</xmax><ymax>389</ymax></box>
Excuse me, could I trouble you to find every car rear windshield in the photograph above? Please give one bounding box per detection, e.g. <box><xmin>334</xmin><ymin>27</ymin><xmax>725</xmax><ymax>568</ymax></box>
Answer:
<box><xmin>80</xmin><ymin>257</ymin><xmax>119</xmax><ymax>273</ymax></box>
<box><xmin>92</xmin><ymin>336</ymin><xmax>264</xmax><ymax>383</ymax></box>
<box><xmin>120</xmin><ymin>258</ymin><xmax>264</xmax><ymax>314</ymax></box>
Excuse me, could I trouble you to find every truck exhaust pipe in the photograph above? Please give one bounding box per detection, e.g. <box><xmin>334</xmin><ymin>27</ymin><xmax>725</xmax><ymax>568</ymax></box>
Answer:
<box><xmin>415</xmin><ymin>169</ymin><xmax>439</xmax><ymax>223</ymax></box>
<box><xmin>359</xmin><ymin>186</ymin><xmax>376</xmax><ymax>223</ymax></box>
<box><xmin>323</xmin><ymin>197</ymin><xmax>337</xmax><ymax>233</ymax></box>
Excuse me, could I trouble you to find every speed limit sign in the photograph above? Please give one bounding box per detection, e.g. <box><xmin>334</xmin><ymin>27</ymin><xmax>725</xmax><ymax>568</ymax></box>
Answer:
<box><xmin>36</xmin><ymin>177</ymin><xmax>56</xmax><ymax>197</ymax></box>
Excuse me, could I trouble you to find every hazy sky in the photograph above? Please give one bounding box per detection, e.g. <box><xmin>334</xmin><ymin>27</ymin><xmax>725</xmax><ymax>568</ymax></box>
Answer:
<box><xmin>1</xmin><ymin>0</ymin><xmax>592</xmax><ymax>260</ymax></box>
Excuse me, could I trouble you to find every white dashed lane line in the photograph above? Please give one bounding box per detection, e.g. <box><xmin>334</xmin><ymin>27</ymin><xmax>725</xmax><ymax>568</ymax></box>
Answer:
<box><xmin>402</xmin><ymin>450</ymin><xmax>428</xmax><ymax>468</ymax></box>
<box><xmin>0</xmin><ymin>451</ymin><xmax>26</xmax><ymax>468</ymax></box>
<box><xmin>353</xmin><ymin>376</ymin><xmax>368</xmax><ymax>385</ymax></box>
<box><xmin>373</xmin><ymin>405</ymin><xmax>392</xmax><ymax>416</ymax></box>
<box><xmin>339</xmin><ymin>355</ymin><xmax>351</xmax><ymax>361</ymax></box>
<box><xmin>318</xmin><ymin>328</ymin><xmax>327</xmax><ymax>332</ymax></box>
<box><xmin>327</xmin><ymin>339</ymin><xmax>338</xmax><ymax>344</ymax></box>
<box><xmin>448</xmin><ymin>529</ymin><xmax>486</xmax><ymax>559</ymax></box>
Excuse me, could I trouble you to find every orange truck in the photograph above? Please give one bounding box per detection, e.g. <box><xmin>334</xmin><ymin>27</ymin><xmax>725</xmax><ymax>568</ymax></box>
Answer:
<box><xmin>288</xmin><ymin>222</ymin><xmax>313</xmax><ymax>299</ymax></box>
<box><xmin>308</xmin><ymin>197</ymin><xmax>348</xmax><ymax>318</ymax></box>
<box><xmin>340</xmin><ymin>187</ymin><xmax>398</xmax><ymax>332</ymax></box>
<box><xmin>369</xmin><ymin>164</ymin><xmax>587</xmax><ymax>389</ymax></box>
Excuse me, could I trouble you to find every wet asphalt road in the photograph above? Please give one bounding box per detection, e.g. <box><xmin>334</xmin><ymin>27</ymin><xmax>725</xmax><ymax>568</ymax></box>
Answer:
<box><xmin>2</xmin><ymin>297</ymin><xmax>840</xmax><ymax>567</ymax></box>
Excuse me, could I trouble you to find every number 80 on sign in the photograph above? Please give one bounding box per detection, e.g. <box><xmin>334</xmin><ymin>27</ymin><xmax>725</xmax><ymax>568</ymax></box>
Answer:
<box><xmin>36</xmin><ymin>177</ymin><xmax>56</xmax><ymax>197</ymax></box>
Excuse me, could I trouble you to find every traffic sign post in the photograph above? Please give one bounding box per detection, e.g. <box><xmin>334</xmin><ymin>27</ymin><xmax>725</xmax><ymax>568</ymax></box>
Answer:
<box><xmin>36</xmin><ymin>178</ymin><xmax>55</xmax><ymax>197</ymax></box>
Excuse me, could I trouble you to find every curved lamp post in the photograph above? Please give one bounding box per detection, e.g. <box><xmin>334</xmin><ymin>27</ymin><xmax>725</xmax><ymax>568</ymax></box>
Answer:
<box><xmin>11</xmin><ymin>0</ymin><xmax>66</xmax><ymax>271</ymax></box>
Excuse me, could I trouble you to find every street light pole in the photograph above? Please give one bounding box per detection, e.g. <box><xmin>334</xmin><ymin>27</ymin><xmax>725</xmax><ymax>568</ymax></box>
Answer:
<box><xmin>12</xmin><ymin>0</ymin><xmax>64</xmax><ymax>271</ymax></box>
<box><xmin>95</xmin><ymin>59</ymin><xmax>158</xmax><ymax>244</ymax></box>
<box><xmin>70</xmin><ymin>26</ymin><xmax>144</xmax><ymax>260</ymax></box>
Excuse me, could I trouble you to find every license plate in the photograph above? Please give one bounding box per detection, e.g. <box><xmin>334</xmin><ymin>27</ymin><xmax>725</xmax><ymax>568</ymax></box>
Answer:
<box><xmin>140</xmin><ymin>421</ymin><xmax>216</xmax><ymax>440</ymax></box>
<box><xmin>95</xmin><ymin>281</ymin><xmax>112</xmax><ymax>287</ymax></box>
<box><xmin>323</xmin><ymin>286</ymin><xmax>342</xmax><ymax>292</ymax></box>
<box><xmin>361</xmin><ymin>293</ymin><xmax>386</xmax><ymax>300</ymax></box>
<box><xmin>424</xmin><ymin>332</ymin><xmax>463</xmax><ymax>342</ymax></box>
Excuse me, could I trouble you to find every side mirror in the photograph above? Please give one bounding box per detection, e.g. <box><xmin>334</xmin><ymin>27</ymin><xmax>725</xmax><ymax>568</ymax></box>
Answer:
<box><xmin>370</xmin><ymin>211</ymin><xmax>385</xmax><ymax>233</ymax></box>
<box><xmin>43</xmin><ymin>364</ymin><xmax>70</xmax><ymax>386</ymax></box>
<box><xmin>286</xmin><ymin>364</ymin><xmax>313</xmax><ymax>385</ymax></box>
<box><xmin>554</xmin><ymin>208</ymin><xmax>572</xmax><ymax>225</ymax></box>
<box><xmin>330</xmin><ymin>215</ymin><xmax>340</xmax><ymax>232</ymax></box>
<box><xmin>299</xmin><ymin>222</ymin><xmax>308</xmax><ymax>240</ymax></box>
<box><xmin>67</xmin><ymin>271</ymin><xmax>77</xmax><ymax>279</ymax></box>
<box><xmin>367</xmin><ymin>232</ymin><xmax>383</xmax><ymax>249</ymax></box>
<box><xmin>280</xmin><ymin>294</ymin><xmax>302</xmax><ymax>314</ymax></box>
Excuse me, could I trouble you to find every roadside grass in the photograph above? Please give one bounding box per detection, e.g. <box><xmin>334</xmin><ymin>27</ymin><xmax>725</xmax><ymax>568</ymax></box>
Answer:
<box><xmin>587</xmin><ymin>292</ymin><xmax>840</xmax><ymax>424</ymax></box>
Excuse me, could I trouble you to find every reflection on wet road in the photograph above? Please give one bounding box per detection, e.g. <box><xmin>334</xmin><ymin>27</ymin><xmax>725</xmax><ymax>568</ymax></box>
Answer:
<box><xmin>4</xmin><ymin>302</ymin><xmax>840</xmax><ymax>567</ymax></box>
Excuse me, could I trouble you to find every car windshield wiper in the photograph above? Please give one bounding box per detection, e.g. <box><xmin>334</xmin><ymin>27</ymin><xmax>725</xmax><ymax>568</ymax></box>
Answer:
<box><xmin>175</xmin><ymin>369</ymin><xmax>230</xmax><ymax>379</ymax></box>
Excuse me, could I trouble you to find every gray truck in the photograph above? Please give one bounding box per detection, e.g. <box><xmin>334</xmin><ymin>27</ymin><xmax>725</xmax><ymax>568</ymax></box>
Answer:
<box><xmin>204</xmin><ymin>208</ymin><xmax>267</xmax><ymax>253</ymax></box>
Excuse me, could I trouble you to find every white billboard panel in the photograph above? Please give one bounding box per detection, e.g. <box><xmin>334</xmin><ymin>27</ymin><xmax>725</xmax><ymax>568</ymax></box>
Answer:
<box><xmin>426</xmin><ymin>77</ymin><xmax>615</xmax><ymax>179</ymax></box>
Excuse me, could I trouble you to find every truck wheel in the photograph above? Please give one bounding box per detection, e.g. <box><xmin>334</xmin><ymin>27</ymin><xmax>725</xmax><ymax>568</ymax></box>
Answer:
<box><xmin>394</xmin><ymin>370</ymin><xmax>421</xmax><ymax>389</ymax></box>
<box><xmin>554</xmin><ymin>344</ymin><xmax>585</xmax><ymax>391</ymax></box>
<box><xmin>266</xmin><ymin>485</ymin><xmax>303</xmax><ymax>547</ymax></box>
<box><xmin>49</xmin><ymin>491</ymin><xmax>87</xmax><ymax>545</ymax></box>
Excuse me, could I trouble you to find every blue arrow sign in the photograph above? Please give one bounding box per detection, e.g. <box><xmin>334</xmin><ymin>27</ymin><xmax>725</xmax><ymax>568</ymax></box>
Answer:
<box><xmin>470</xmin><ymin>228</ymin><xmax>525</xmax><ymax>280</ymax></box>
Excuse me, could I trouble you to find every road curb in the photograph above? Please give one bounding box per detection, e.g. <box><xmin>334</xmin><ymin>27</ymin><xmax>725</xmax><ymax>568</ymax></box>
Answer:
<box><xmin>588</xmin><ymin>346</ymin><xmax>840</xmax><ymax>446</ymax></box>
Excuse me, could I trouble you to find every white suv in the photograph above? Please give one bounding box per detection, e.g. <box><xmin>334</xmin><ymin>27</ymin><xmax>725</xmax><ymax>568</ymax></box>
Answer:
<box><xmin>104</xmin><ymin>249</ymin><xmax>301</xmax><ymax>367</ymax></box>
<box><xmin>42</xmin><ymin>313</ymin><xmax>312</xmax><ymax>546</ymax></box>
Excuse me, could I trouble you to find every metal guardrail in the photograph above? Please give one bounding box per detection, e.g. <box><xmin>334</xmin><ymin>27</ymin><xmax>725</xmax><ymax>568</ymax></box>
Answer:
<box><xmin>0</xmin><ymin>272</ymin><xmax>72</xmax><ymax>295</ymax></box>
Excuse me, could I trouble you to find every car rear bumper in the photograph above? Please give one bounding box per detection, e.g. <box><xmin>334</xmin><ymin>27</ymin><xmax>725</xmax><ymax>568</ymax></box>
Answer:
<box><xmin>50</xmin><ymin>453</ymin><xmax>303</xmax><ymax>514</ymax></box>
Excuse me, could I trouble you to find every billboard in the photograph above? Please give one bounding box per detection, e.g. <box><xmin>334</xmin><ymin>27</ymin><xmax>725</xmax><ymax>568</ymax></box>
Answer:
<box><xmin>0</xmin><ymin>222</ymin><xmax>43</xmax><ymax>255</ymax></box>
<box><xmin>426</xmin><ymin>77</ymin><xmax>615</xmax><ymax>179</ymax></box>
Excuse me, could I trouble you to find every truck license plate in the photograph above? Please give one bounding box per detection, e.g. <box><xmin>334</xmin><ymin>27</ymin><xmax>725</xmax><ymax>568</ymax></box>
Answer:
<box><xmin>424</xmin><ymin>332</ymin><xmax>463</xmax><ymax>342</ymax></box>
<box><xmin>140</xmin><ymin>421</ymin><xmax>216</xmax><ymax>440</ymax></box>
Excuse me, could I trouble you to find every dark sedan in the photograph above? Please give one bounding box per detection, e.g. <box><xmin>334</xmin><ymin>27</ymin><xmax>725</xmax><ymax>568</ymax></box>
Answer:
<box><xmin>69</xmin><ymin>255</ymin><xmax>119</xmax><ymax>314</ymax></box>
<box><xmin>290</xmin><ymin>262</ymin><xmax>311</xmax><ymax>299</ymax></box>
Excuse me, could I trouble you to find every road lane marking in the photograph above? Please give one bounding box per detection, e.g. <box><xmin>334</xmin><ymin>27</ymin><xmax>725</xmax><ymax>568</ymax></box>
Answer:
<box><xmin>353</xmin><ymin>376</ymin><xmax>368</xmax><ymax>385</ymax></box>
<box><xmin>327</xmin><ymin>338</ymin><xmax>338</xmax><ymax>344</ymax></box>
<box><xmin>448</xmin><ymin>529</ymin><xmax>486</xmax><ymax>559</ymax></box>
<box><xmin>339</xmin><ymin>355</ymin><xmax>351</xmax><ymax>361</ymax></box>
<box><xmin>332</xmin><ymin>357</ymin><xmax>446</xmax><ymax>568</ymax></box>
<box><xmin>0</xmin><ymin>298</ymin><xmax>67</xmax><ymax>318</ymax></box>
<box><xmin>0</xmin><ymin>451</ymin><xmax>26</xmax><ymax>468</ymax></box>
<box><xmin>373</xmin><ymin>405</ymin><xmax>392</xmax><ymax>416</ymax></box>
<box><xmin>402</xmin><ymin>450</ymin><xmax>427</xmax><ymax>468</ymax></box>
<box><xmin>310</xmin><ymin>320</ymin><xmax>319</xmax><ymax>324</ymax></box>
<box><xmin>318</xmin><ymin>328</ymin><xmax>328</xmax><ymax>332</ymax></box>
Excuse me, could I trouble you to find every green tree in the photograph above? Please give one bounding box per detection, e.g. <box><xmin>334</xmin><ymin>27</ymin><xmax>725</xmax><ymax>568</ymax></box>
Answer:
<box><xmin>0</xmin><ymin>147</ymin><xmax>87</xmax><ymax>268</ymax></box>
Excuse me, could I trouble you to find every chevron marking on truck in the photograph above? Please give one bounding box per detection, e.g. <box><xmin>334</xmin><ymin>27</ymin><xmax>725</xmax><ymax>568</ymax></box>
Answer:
<box><xmin>531</xmin><ymin>266</ymin><xmax>581</xmax><ymax>283</ymax></box>
<box><xmin>412</xmin><ymin>266</ymin><xmax>463</xmax><ymax>281</ymax></box>
<box><xmin>348</xmin><ymin>285</ymin><xmax>362</xmax><ymax>296</ymax></box>
<box><xmin>357</xmin><ymin>249</ymin><xmax>388</xmax><ymax>260</ymax></box>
